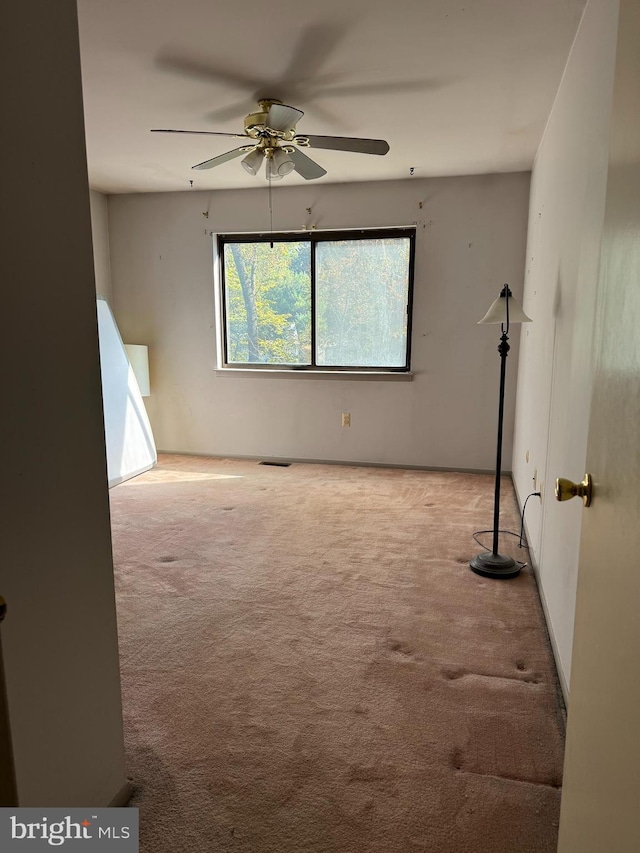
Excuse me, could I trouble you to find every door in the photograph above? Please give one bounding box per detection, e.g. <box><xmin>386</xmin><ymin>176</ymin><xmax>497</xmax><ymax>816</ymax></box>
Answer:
<box><xmin>557</xmin><ymin>0</ymin><xmax>640</xmax><ymax>848</ymax></box>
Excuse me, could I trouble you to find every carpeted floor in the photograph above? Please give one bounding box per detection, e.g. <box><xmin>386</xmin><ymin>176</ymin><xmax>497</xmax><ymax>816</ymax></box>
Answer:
<box><xmin>109</xmin><ymin>454</ymin><xmax>565</xmax><ymax>853</ymax></box>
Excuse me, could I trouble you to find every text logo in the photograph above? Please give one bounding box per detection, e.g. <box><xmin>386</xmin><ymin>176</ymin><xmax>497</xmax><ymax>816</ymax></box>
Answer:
<box><xmin>0</xmin><ymin>809</ymin><xmax>138</xmax><ymax>850</ymax></box>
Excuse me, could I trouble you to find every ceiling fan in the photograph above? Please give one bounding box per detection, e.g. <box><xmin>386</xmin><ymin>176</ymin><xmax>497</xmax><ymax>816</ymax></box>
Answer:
<box><xmin>151</xmin><ymin>98</ymin><xmax>389</xmax><ymax>181</ymax></box>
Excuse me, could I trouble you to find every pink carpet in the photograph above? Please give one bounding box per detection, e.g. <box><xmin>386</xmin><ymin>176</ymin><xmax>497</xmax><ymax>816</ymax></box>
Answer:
<box><xmin>110</xmin><ymin>454</ymin><xmax>565</xmax><ymax>852</ymax></box>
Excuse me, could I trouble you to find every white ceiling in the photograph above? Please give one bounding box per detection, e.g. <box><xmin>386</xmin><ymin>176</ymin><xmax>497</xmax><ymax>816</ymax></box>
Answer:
<box><xmin>77</xmin><ymin>0</ymin><xmax>585</xmax><ymax>194</ymax></box>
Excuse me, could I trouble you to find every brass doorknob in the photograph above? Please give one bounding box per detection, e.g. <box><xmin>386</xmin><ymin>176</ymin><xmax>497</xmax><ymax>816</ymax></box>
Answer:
<box><xmin>555</xmin><ymin>473</ymin><xmax>593</xmax><ymax>507</ymax></box>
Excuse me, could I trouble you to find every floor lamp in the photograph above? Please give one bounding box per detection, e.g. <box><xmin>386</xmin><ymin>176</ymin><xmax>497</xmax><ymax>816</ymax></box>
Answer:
<box><xmin>470</xmin><ymin>284</ymin><xmax>532</xmax><ymax>579</ymax></box>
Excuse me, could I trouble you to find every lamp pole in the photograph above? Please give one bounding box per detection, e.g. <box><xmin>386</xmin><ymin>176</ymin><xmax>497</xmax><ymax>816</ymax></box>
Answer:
<box><xmin>470</xmin><ymin>284</ymin><xmax>529</xmax><ymax>579</ymax></box>
<box><xmin>491</xmin><ymin>325</ymin><xmax>510</xmax><ymax>557</ymax></box>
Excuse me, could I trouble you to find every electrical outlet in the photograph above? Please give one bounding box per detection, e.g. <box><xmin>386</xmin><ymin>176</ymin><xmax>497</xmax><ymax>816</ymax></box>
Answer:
<box><xmin>342</xmin><ymin>412</ymin><xmax>351</xmax><ymax>428</ymax></box>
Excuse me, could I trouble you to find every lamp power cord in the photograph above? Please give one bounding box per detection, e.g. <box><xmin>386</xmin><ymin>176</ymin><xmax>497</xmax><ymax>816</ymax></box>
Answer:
<box><xmin>518</xmin><ymin>491</ymin><xmax>541</xmax><ymax>547</ymax></box>
<box><xmin>472</xmin><ymin>490</ymin><xmax>541</xmax><ymax>561</ymax></box>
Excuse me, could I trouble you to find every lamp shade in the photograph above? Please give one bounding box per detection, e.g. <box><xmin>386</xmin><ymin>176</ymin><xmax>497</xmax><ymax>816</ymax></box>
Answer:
<box><xmin>241</xmin><ymin>148</ymin><xmax>263</xmax><ymax>176</ymax></box>
<box><xmin>478</xmin><ymin>285</ymin><xmax>532</xmax><ymax>325</ymax></box>
<box><xmin>124</xmin><ymin>344</ymin><xmax>150</xmax><ymax>396</ymax></box>
<box><xmin>272</xmin><ymin>147</ymin><xmax>295</xmax><ymax>177</ymax></box>
<box><xmin>265</xmin><ymin>157</ymin><xmax>284</xmax><ymax>181</ymax></box>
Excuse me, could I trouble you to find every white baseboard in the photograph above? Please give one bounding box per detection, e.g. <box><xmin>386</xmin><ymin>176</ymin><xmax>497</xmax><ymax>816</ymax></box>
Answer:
<box><xmin>109</xmin><ymin>780</ymin><xmax>133</xmax><ymax>807</ymax></box>
<box><xmin>512</xmin><ymin>477</ymin><xmax>569</xmax><ymax>708</ymax></box>
<box><xmin>156</xmin><ymin>449</ymin><xmax>499</xmax><ymax>476</ymax></box>
<box><xmin>109</xmin><ymin>460</ymin><xmax>156</xmax><ymax>489</ymax></box>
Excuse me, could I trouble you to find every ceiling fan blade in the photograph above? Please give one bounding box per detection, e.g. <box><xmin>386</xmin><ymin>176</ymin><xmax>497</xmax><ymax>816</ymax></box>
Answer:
<box><xmin>302</xmin><ymin>135</ymin><xmax>389</xmax><ymax>155</ymax></box>
<box><xmin>312</xmin><ymin>79</ymin><xmax>441</xmax><ymax>98</ymax></box>
<box><xmin>266</xmin><ymin>103</ymin><xmax>304</xmax><ymax>133</ymax></box>
<box><xmin>289</xmin><ymin>148</ymin><xmax>327</xmax><ymax>181</ymax></box>
<box><xmin>152</xmin><ymin>128</ymin><xmax>251</xmax><ymax>139</ymax></box>
<box><xmin>192</xmin><ymin>146</ymin><xmax>251</xmax><ymax>171</ymax></box>
<box><xmin>155</xmin><ymin>53</ymin><xmax>264</xmax><ymax>91</ymax></box>
<box><xmin>205</xmin><ymin>98</ymin><xmax>259</xmax><ymax>124</ymax></box>
<box><xmin>279</xmin><ymin>23</ymin><xmax>349</xmax><ymax>83</ymax></box>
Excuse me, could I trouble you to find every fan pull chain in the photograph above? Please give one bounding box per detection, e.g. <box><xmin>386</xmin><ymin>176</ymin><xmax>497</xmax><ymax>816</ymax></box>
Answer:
<box><xmin>268</xmin><ymin>174</ymin><xmax>274</xmax><ymax>248</ymax></box>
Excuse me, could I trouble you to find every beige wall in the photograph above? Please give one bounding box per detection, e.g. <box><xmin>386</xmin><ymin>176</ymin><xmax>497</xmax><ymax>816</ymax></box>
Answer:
<box><xmin>512</xmin><ymin>0</ymin><xmax>619</xmax><ymax>693</ymax></box>
<box><xmin>90</xmin><ymin>189</ymin><xmax>113</xmax><ymax>301</ymax></box>
<box><xmin>109</xmin><ymin>172</ymin><xmax>529</xmax><ymax>470</ymax></box>
<box><xmin>0</xmin><ymin>0</ymin><xmax>126</xmax><ymax>805</ymax></box>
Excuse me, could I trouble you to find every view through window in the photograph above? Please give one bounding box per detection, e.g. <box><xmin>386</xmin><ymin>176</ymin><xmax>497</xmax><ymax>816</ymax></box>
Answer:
<box><xmin>219</xmin><ymin>229</ymin><xmax>415</xmax><ymax>371</ymax></box>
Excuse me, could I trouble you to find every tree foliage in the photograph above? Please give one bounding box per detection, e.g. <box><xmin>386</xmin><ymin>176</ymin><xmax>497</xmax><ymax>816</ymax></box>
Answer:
<box><xmin>224</xmin><ymin>237</ymin><xmax>410</xmax><ymax>367</ymax></box>
<box><xmin>225</xmin><ymin>242</ymin><xmax>311</xmax><ymax>364</ymax></box>
<box><xmin>316</xmin><ymin>239</ymin><xmax>410</xmax><ymax>367</ymax></box>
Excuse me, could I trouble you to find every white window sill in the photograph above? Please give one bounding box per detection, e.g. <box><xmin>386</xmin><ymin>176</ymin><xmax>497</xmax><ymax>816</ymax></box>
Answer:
<box><xmin>214</xmin><ymin>368</ymin><xmax>414</xmax><ymax>381</ymax></box>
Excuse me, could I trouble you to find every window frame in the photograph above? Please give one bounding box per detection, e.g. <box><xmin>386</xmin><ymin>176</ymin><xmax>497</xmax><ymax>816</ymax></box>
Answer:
<box><xmin>217</xmin><ymin>227</ymin><xmax>416</xmax><ymax>374</ymax></box>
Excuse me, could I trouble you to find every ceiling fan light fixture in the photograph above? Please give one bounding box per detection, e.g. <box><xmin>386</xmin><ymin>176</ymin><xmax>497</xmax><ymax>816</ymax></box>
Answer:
<box><xmin>265</xmin><ymin>158</ymin><xmax>284</xmax><ymax>182</ymax></box>
<box><xmin>272</xmin><ymin>147</ymin><xmax>295</xmax><ymax>177</ymax></box>
<box><xmin>241</xmin><ymin>147</ymin><xmax>263</xmax><ymax>176</ymax></box>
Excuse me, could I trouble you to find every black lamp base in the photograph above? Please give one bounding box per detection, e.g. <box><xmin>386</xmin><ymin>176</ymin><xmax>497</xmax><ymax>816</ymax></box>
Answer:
<box><xmin>470</xmin><ymin>552</ymin><xmax>521</xmax><ymax>579</ymax></box>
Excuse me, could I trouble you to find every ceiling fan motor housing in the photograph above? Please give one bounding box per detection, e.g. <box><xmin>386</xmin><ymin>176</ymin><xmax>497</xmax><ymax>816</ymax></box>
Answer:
<box><xmin>244</xmin><ymin>109</ymin><xmax>270</xmax><ymax>137</ymax></box>
<box><xmin>244</xmin><ymin>99</ymin><xmax>296</xmax><ymax>140</ymax></box>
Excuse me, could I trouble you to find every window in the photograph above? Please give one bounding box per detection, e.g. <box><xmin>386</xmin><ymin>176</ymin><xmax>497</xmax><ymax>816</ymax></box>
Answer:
<box><xmin>218</xmin><ymin>229</ymin><xmax>415</xmax><ymax>372</ymax></box>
